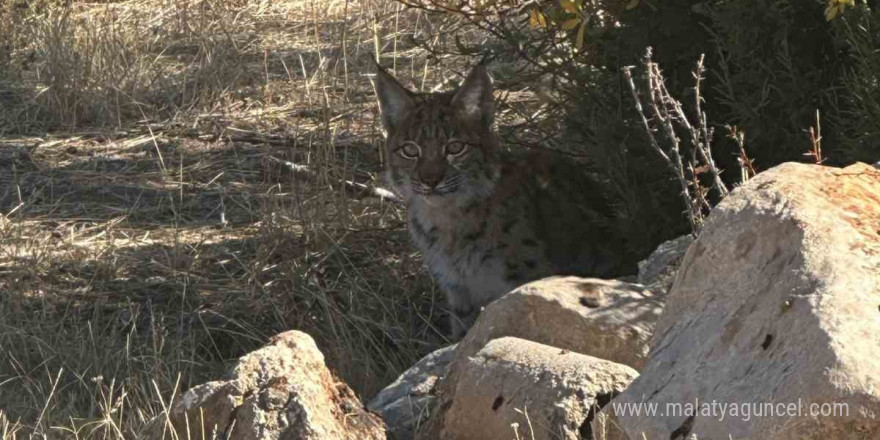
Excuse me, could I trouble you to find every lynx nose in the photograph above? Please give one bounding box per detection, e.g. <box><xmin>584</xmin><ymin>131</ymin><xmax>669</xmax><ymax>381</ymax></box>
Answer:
<box><xmin>419</xmin><ymin>172</ymin><xmax>444</xmax><ymax>189</ymax></box>
<box><xmin>418</xmin><ymin>162</ymin><xmax>446</xmax><ymax>189</ymax></box>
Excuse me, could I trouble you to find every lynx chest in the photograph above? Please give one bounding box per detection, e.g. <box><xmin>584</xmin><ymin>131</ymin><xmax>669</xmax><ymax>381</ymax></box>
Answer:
<box><xmin>406</xmin><ymin>199</ymin><xmax>550</xmax><ymax>311</ymax></box>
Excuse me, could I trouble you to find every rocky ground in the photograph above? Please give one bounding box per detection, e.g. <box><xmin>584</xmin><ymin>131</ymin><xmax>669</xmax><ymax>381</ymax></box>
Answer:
<box><xmin>165</xmin><ymin>162</ymin><xmax>880</xmax><ymax>439</ymax></box>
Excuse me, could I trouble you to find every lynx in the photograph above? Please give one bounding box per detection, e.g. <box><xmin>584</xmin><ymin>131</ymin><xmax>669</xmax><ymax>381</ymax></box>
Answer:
<box><xmin>373</xmin><ymin>62</ymin><xmax>636</xmax><ymax>337</ymax></box>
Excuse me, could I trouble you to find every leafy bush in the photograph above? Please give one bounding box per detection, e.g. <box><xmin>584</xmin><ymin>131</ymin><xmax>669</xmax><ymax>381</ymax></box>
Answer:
<box><xmin>399</xmin><ymin>0</ymin><xmax>880</xmax><ymax>253</ymax></box>
<box><xmin>828</xmin><ymin>3</ymin><xmax>880</xmax><ymax>163</ymax></box>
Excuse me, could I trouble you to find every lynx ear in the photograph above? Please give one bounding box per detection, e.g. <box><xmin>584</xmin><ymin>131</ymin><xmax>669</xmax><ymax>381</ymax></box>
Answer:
<box><xmin>451</xmin><ymin>64</ymin><xmax>494</xmax><ymax>129</ymax></box>
<box><xmin>373</xmin><ymin>63</ymin><xmax>415</xmax><ymax>133</ymax></box>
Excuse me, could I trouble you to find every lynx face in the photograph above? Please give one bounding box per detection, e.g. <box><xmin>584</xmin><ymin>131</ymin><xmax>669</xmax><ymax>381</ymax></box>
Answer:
<box><xmin>373</xmin><ymin>64</ymin><xmax>499</xmax><ymax>205</ymax></box>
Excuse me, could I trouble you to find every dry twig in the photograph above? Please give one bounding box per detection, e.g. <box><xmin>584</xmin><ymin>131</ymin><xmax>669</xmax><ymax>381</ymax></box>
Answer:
<box><xmin>728</xmin><ymin>125</ymin><xmax>756</xmax><ymax>182</ymax></box>
<box><xmin>805</xmin><ymin>109</ymin><xmax>825</xmax><ymax>164</ymax></box>
<box><xmin>622</xmin><ymin>49</ymin><xmax>730</xmax><ymax>235</ymax></box>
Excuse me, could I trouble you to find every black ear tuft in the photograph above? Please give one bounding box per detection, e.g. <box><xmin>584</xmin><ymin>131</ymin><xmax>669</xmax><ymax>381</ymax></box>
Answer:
<box><xmin>372</xmin><ymin>63</ymin><xmax>415</xmax><ymax>134</ymax></box>
<box><xmin>451</xmin><ymin>63</ymin><xmax>494</xmax><ymax>129</ymax></box>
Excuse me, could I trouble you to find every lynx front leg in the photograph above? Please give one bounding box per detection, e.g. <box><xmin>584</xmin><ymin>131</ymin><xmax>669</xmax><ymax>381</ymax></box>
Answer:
<box><xmin>443</xmin><ymin>284</ymin><xmax>480</xmax><ymax>339</ymax></box>
<box><xmin>448</xmin><ymin>305</ymin><xmax>480</xmax><ymax>339</ymax></box>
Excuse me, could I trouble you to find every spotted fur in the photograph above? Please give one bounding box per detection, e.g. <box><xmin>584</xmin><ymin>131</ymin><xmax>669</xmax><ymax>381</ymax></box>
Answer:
<box><xmin>374</xmin><ymin>63</ymin><xmax>636</xmax><ymax>337</ymax></box>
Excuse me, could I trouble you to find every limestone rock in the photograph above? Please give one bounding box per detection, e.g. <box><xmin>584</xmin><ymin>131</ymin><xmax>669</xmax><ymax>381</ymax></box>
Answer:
<box><xmin>155</xmin><ymin>330</ymin><xmax>385</xmax><ymax>440</ymax></box>
<box><xmin>437</xmin><ymin>337</ymin><xmax>637</xmax><ymax>440</ymax></box>
<box><xmin>455</xmin><ymin>277</ymin><xmax>662</xmax><ymax>372</ymax></box>
<box><xmin>416</xmin><ymin>277</ymin><xmax>661</xmax><ymax>439</ymax></box>
<box><xmin>637</xmin><ymin>234</ymin><xmax>694</xmax><ymax>293</ymax></box>
<box><xmin>368</xmin><ymin>345</ymin><xmax>457</xmax><ymax>440</ymax></box>
<box><xmin>605</xmin><ymin>162</ymin><xmax>880</xmax><ymax>440</ymax></box>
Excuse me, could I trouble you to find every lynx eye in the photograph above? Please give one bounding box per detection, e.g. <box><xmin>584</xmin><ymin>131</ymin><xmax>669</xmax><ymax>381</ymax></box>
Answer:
<box><xmin>398</xmin><ymin>143</ymin><xmax>421</xmax><ymax>159</ymax></box>
<box><xmin>445</xmin><ymin>141</ymin><xmax>468</xmax><ymax>156</ymax></box>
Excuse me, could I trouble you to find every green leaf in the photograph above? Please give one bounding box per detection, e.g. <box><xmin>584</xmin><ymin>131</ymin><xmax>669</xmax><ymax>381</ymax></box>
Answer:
<box><xmin>576</xmin><ymin>20</ymin><xmax>586</xmax><ymax>50</ymax></box>
<box><xmin>529</xmin><ymin>9</ymin><xmax>540</xmax><ymax>28</ymax></box>
<box><xmin>825</xmin><ymin>4</ymin><xmax>839</xmax><ymax>21</ymax></box>
<box><xmin>534</xmin><ymin>10</ymin><xmax>547</xmax><ymax>28</ymax></box>
<box><xmin>562</xmin><ymin>18</ymin><xmax>581</xmax><ymax>30</ymax></box>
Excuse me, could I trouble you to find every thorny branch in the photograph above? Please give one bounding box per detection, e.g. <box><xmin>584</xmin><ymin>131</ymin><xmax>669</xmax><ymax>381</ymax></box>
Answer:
<box><xmin>805</xmin><ymin>109</ymin><xmax>825</xmax><ymax>164</ymax></box>
<box><xmin>622</xmin><ymin>63</ymin><xmax>698</xmax><ymax>235</ymax></box>
<box><xmin>623</xmin><ymin>48</ymin><xmax>731</xmax><ymax>236</ymax></box>
<box><xmin>687</xmin><ymin>55</ymin><xmax>728</xmax><ymax>198</ymax></box>
<box><xmin>728</xmin><ymin>125</ymin><xmax>756</xmax><ymax>182</ymax></box>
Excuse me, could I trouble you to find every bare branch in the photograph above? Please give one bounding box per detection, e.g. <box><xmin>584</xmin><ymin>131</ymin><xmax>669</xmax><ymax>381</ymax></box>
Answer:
<box><xmin>622</xmin><ymin>49</ymin><xmax>732</xmax><ymax>235</ymax></box>
<box><xmin>622</xmin><ymin>55</ymin><xmax>700</xmax><ymax>235</ymax></box>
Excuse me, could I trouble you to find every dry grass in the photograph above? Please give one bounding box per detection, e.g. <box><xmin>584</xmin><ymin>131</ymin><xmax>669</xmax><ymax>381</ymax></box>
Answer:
<box><xmin>0</xmin><ymin>0</ymin><xmax>501</xmax><ymax>437</ymax></box>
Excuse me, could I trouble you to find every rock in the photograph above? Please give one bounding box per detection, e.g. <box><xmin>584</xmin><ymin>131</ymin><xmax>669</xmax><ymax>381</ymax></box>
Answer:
<box><xmin>604</xmin><ymin>162</ymin><xmax>880</xmax><ymax>440</ymax></box>
<box><xmin>455</xmin><ymin>277</ymin><xmax>662</xmax><ymax>372</ymax></box>
<box><xmin>154</xmin><ymin>330</ymin><xmax>385</xmax><ymax>440</ymax></box>
<box><xmin>435</xmin><ymin>337</ymin><xmax>637</xmax><ymax>440</ymax></box>
<box><xmin>417</xmin><ymin>278</ymin><xmax>661</xmax><ymax>439</ymax></box>
<box><xmin>636</xmin><ymin>234</ymin><xmax>694</xmax><ymax>293</ymax></box>
<box><xmin>368</xmin><ymin>345</ymin><xmax>457</xmax><ymax>440</ymax></box>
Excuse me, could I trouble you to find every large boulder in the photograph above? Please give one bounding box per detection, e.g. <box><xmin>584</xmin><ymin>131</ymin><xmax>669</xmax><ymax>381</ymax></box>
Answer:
<box><xmin>603</xmin><ymin>162</ymin><xmax>880</xmax><ymax>439</ymax></box>
<box><xmin>417</xmin><ymin>277</ymin><xmax>661</xmax><ymax>440</ymax></box>
<box><xmin>454</xmin><ymin>277</ymin><xmax>663</xmax><ymax>372</ymax></box>
<box><xmin>435</xmin><ymin>337</ymin><xmax>638</xmax><ymax>440</ymax></box>
<box><xmin>375</xmin><ymin>278</ymin><xmax>662</xmax><ymax>439</ymax></box>
<box><xmin>152</xmin><ymin>330</ymin><xmax>385</xmax><ymax>440</ymax></box>
<box><xmin>368</xmin><ymin>345</ymin><xmax>457</xmax><ymax>439</ymax></box>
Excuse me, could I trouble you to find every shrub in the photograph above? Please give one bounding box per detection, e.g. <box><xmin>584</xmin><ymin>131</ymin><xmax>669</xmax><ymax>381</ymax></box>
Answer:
<box><xmin>397</xmin><ymin>0</ymin><xmax>880</xmax><ymax>253</ymax></box>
